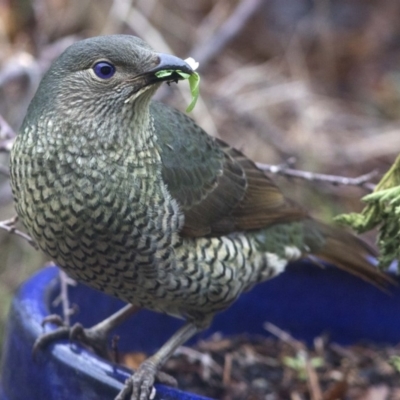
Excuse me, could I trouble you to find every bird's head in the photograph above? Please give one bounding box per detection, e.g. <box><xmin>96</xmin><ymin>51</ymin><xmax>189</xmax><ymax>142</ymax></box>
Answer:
<box><xmin>28</xmin><ymin>35</ymin><xmax>194</xmax><ymax>121</ymax></box>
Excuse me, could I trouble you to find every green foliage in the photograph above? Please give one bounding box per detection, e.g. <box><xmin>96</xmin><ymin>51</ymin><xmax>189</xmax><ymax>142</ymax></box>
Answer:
<box><xmin>154</xmin><ymin>70</ymin><xmax>200</xmax><ymax>112</ymax></box>
<box><xmin>283</xmin><ymin>351</ymin><xmax>324</xmax><ymax>380</ymax></box>
<box><xmin>390</xmin><ymin>355</ymin><xmax>400</xmax><ymax>372</ymax></box>
<box><xmin>336</xmin><ymin>154</ymin><xmax>400</xmax><ymax>270</ymax></box>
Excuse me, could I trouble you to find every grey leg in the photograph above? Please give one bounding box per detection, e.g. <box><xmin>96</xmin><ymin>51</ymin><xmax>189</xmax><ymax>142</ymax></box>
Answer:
<box><xmin>115</xmin><ymin>321</ymin><xmax>200</xmax><ymax>400</ymax></box>
<box><xmin>34</xmin><ymin>304</ymin><xmax>140</xmax><ymax>359</ymax></box>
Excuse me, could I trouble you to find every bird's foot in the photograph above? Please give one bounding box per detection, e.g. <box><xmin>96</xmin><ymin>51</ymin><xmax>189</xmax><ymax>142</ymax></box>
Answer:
<box><xmin>115</xmin><ymin>360</ymin><xmax>177</xmax><ymax>400</ymax></box>
<box><xmin>33</xmin><ymin>316</ymin><xmax>110</xmax><ymax>360</ymax></box>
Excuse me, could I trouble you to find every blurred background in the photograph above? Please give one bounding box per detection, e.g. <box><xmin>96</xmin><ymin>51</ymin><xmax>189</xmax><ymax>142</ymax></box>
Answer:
<box><xmin>0</xmin><ymin>0</ymin><xmax>400</xmax><ymax>361</ymax></box>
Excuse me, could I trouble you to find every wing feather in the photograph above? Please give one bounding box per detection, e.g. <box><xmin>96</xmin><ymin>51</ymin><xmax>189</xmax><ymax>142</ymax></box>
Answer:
<box><xmin>151</xmin><ymin>101</ymin><xmax>306</xmax><ymax>237</ymax></box>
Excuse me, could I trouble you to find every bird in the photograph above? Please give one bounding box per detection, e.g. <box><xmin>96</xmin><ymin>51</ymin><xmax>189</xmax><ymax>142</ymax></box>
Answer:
<box><xmin>9</xmin><ymin>35</ymin><xmax>391</xmax><ymax>400</ymax></box>
<box><xmin>337</xmin><ymin>154</ymin><xmax>400</xmax><ymax>269</ymax></box>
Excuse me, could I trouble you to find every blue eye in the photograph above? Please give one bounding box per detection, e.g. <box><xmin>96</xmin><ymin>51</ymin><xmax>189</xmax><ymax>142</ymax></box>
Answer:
<box><xmin>93</xmin><ymin>62</ymin><xmax>115</xmax><ymax>79</ymax></box>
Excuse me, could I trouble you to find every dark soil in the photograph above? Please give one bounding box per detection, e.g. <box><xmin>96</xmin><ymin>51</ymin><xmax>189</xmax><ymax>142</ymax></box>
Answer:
<box><xmin>122</xmin><ymin>331</ymin><xmax>400</xmax><ymax>400</ymax></box>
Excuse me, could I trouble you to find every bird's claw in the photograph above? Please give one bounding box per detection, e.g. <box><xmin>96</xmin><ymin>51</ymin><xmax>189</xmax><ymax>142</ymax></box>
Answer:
<box><xmin>33</xmin><ymin>318</ymin><xmax>110</xmax><ymax>360</ymax></box>
<box><xmin>33</xmin><ymin>325</ymin><xmax>71</xmax><ymax>357</ymax></box>
<box><xmin>115</xmin><ymin>360</ymin><xmax>177</xmax><ymax>400</ymax></box>
<box><xmin>131</xmin><ymin>361</ymin><xmax>156</xmax><ymax>400</ymax></box>
<box><xmin>154</xmin><ymin>370</ymin><xmax>177</xmax><ymax>387</ymax></box>
<box><xmin>41</xmin><ymin>314</ymin><xmax>65</xmax><ymax>328</ymax></box>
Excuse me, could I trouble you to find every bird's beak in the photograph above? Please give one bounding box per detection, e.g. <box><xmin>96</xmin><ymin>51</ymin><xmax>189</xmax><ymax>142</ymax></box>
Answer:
<box><xmin>126</xmin><ymin>53</ymin><xmax>195</xmax><ymax>103</ymax></box>
<box><xmin>144</xmin><ymin>53</ymin><xmax>195</xmax><ymax>84</ymax></box>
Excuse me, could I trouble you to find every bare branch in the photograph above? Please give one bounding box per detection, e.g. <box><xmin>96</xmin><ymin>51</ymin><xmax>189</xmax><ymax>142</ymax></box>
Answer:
<box><xmin>0</xmin><ymin>164</ymin><xmax>10</xmax><ymax>177</ymax></box>
<box><xmin>174</xmin><ymin>346</ymin><xmax>222</xmax><ymax>380</ymax></box>
<box><xmin>0</xmin><ymin>138</ymin><xmax>14</xmax><ymax>153</ymax></box>
<box><xmin>0</xmin><ymin>114</ymin><xmax>15</xmax><ymax>169</ymax></box>
<box><xmin>264</xmin><ymin>323</ymin><xmax>323</xmax><ymax>400</ymax></box>
<box><xmin>0</xmin><ymin>115</ymin><xmax>14</xmax><ymax>178</ymax></box>
<box><xmin>0</xmin><ymin>36</ymin><xmax>79</xmax><ymax>92</ymax></box>
<box><xmin>191</xmin><ymin>0</ymin><xmax>264</xmax><ymax>70</ymax></box>
<box><xmin>51</xmin><ymin>270</ymin><xmax>77</xmax><ymax>326</ymax></box>
<box><xmin>0</xmin><ymin>114</ymin><xmax>16</xmax><ymax>140</ymax></box>
<box><xmin>256</xmin><ymin>160</ymin><xmax>378</xmax><ymax>192</ymax></box>
<box><xmin>264</xmin><ymin>322</ymin><xmax>303</xmax><ymax>350</ymax></box>
<box><xmin>0</xmin><ymin>115</ymin><xmax>16</xmax><ymax>156</ymax></box>
<box><xmin>0</xmin><ymin>216</ymin><xmax>38</xmax><ymax>249</ymax></box>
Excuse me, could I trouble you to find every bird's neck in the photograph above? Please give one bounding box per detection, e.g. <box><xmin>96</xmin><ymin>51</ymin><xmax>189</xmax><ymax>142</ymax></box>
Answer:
<box><xmin>123</xmin><ymin>100</ymin><xmax>155</xmax><ymax>151</ymax></box>
<box><xmin>79</xmin><ymin>94</ymin><xmax>157</xmax><ymax>156</ymax></box>
<box><xmin>24</xmin><ymin>97</ymin><xmax>161</xmax><ymax>170</ymax></box>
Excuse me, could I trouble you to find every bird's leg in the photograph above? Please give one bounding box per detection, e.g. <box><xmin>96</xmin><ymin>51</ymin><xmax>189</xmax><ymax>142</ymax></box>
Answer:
<box><xmin>115</xmin><ymin>321</ymin><xmax>201</xmax><ymax>400</ymax></box>
<box><xmin>34</xmin><ymin>304</ymin><xmax>140</xmax><ymax>360</ymax></box>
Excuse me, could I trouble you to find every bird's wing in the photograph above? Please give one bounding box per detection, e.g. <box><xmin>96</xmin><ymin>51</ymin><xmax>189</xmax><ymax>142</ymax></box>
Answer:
<box><xmin>151</xmin><ymin>101</ymin><xmax>306</xmax><ymax>237</ymax></box>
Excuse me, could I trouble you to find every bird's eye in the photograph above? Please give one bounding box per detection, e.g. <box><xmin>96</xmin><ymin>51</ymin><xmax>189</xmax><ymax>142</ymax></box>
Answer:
<box><xmin>93</xmin><ymin>62</ymin><xmax>115</xmax><ymax>79</ymax></box>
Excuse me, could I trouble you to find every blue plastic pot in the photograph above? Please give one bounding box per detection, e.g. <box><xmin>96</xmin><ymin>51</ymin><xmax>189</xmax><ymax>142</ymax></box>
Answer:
<box><xmin>1</xmin><ymin>261</ymin><xmax>400</xmax><ymax>400</ymax></box>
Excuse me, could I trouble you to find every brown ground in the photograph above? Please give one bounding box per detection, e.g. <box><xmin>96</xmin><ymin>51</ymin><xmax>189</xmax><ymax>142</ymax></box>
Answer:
<box><xmin>122</xmin><ymin>327</ymin><xmax>400</xmax><ymax>400</ymax></box>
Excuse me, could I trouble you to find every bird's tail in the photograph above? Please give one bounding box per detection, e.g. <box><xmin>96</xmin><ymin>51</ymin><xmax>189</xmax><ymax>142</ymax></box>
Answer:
<box><xmin>253</xmin><ymin>219</ymin><xmax>393</xmax><ymax>289</ymax></box>
<box><xmin>304</xmin><ymin>220</ymin><xmax>394</xmax><ymax>289</ymax></box>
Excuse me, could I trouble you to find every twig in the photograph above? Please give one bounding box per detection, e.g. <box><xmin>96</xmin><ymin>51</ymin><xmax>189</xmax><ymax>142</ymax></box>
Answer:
<box><xmin>51</xmin><ymin>270</ymin><xmax>77</xmax><ymax>326</ymax></box>
<box><xmin>0</xmin><ymin>138</ymin><xmax>14</xmax><ymax>153</ymax></box>
<box><xmin>173</xmin><ymin>346</ymin><xmax>222</xmax><ymax>380</ymax></box>
<box><xmin>111</xmin><ymin>334</ymin><xmax>121</xmax><ymax>364</ymax></box>
<box><xmin>0</xmin><ymin>216</ymin><xmax>38</xmax><ymax>249</ymax></box>
<box><xmin>0</xmin><ymin>52</ymin><xmax>37</xmax><ymax>88</ymax></box>
<box><xmin>0</xmin><ymin>37</ymin><xmax>78</xmax><ymax>91</ymax></box>
<box><xmin>264</xmin><ymin>322</ymin><xmax>303</xmax><ymax>350</ymax></box>
<box><xmin>256</xmin><ymin>160</ymin><xmax>378</xmax><ymax>191</ymax></box>
<box><xmin>265</xmin><ymin>323</ymin><xmax>323</xmax><ymax>400</ymax></box>
<box><xmin>0</xmin><ymin>165</ymin><xmax>10</xmax><ymax>177</ymax></box>
<box><xmin>191</xmin><ymin>0</ymin><xmax>264</xmax><ymax>70</ymax></box>
<box><xmin>291</xmin><ymin>392</ymin><xmax>303</xmax><ymax>400</ymax></box>
<box><xmin>0</xmin><ymin>114</ymin><xmax>16</xmax><ymax>140</ymax></box>
<box><xmin>0</xmin><ymin>114</ymin><xmax>16</xmax><ymax>155</ymax></box>
<box><xmin>306</xmin><ymin>358</ymin><xmax>323</xmax><ymax>400</ymax></box>
<box><xmin>223</xmin><ymin>353</ymin><xmax>233</xmax><ymax>386</ymax></box>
